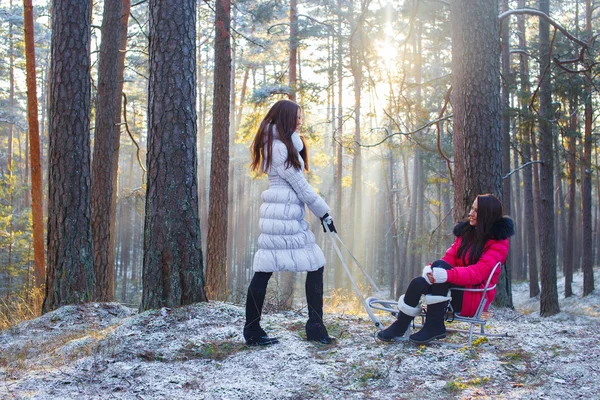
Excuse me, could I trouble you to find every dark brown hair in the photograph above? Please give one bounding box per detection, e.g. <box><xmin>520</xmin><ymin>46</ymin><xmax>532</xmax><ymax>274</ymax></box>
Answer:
<box><xmin>250</xmin><ymin>100</ymin><xmax>309</xmax><ymax>173</ymax></box>
<box><xmin>457</xmin><ymin>194</ymin><xmax>504</xmax><ymax>264</ymax></box>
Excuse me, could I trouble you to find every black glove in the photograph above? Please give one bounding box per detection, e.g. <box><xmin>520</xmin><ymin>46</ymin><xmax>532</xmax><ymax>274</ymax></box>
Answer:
<box><xmin>320</xmin><ymin>213</ymin><xmax>337</xmax><ymax>233</ymax></box>
<box><xmin>431</xmin><ymin>259</ymin><xmax>453</xmax><ymax>271</ymax></box>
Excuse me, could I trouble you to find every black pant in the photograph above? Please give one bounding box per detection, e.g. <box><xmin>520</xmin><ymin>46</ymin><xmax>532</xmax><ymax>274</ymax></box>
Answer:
<box><xmin>403</xmin><ymin>268</ymin><xmax>463</xmax><ymax>313</ymax></box>
<box><xmin>244</xmin><ymin>267</ymin><xmax>325</xmax><ymax>340</ymax></box>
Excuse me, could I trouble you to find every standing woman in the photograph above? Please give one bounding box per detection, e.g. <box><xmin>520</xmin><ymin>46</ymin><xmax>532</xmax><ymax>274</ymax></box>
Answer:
<box><xmin>243</xmin><ymin>100</ymin><xmax>337</xmax><ymax>346</ymax></box>
<box><xmin>378</xmin><ymin>194</ymin><xmax>514</xmax><ymax>344</ymax></box>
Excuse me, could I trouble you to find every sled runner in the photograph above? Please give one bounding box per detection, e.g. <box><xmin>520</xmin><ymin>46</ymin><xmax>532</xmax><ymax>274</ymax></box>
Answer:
<box><xmin>325</xmin><ymin>226</ymin><xmax>508</xmax><ymax>347</ymax></box>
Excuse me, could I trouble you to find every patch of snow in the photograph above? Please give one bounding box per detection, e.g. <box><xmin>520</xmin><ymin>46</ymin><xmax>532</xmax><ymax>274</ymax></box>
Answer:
<box><xmin>1</xmin><ymin>269</ymin><xmax>599</xmax><ymax>399</ymax></box>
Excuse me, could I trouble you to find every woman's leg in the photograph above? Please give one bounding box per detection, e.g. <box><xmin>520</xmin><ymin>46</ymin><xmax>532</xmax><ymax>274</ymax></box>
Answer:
<box><xmin>377</xmin><ymin>276</ymin><xmax>432</xmax><ymax>341</ymax></box>
<box><xmin>244</xmin><ymin>272</ymin><xmax>275</xmax><ymax>344</ymax></box>
<box><xmin>305</xmin><ymin>267</ymin><xmax>333</xmax><ymax>343</ymax></box>
<box><xmin>450</xmin><ymin>287</ymin><xmax>463</xmax><ymax>314</ymax></box>
<box><xmin>409</xmin><ymin>263</ymin><xmax>453</xmax><ymax>344</ymax></box>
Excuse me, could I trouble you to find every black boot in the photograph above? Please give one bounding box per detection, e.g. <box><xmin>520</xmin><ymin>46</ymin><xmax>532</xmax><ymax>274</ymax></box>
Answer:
<box><xmin>409</xmin><ymin>301</ymin><xmax>447</xmax><ymax>344</ymax></box>
<box><xmin>377</xmin><ymin>312</ymin><xmax>413</xmax><ymax>342</ymax></box>
<box><xmin>305</xmin><ymin>267</ymin><xmax>334</xmax><ymax>344</ymax></box>
<box><xmin>244</xmin><ymin>272</ymin><xmax>279</xmax><ymax>346</ymax></box>
<box><xmin>377</xmin><ymin>294</ymin><xmax>422</xmax><ymax>342</ymax></box>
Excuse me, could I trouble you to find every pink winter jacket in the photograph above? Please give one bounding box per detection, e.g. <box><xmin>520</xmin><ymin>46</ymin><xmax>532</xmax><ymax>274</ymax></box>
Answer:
<box><xmin>441</xmin><ymin>217</ymin><xmax>514</xmax><ymax>317</ymax></box>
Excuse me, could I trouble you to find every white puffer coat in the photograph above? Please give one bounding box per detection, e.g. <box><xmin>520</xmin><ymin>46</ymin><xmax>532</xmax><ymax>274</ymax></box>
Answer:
<box><xmin>252</xmin><ymin>129</ymin><xmax>329</xmax><ymax>273</ymax></box>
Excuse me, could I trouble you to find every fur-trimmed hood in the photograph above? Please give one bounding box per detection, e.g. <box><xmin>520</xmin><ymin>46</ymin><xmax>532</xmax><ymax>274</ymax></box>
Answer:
<box><xmin>452</xmin><ymin>216</ymin><xmax>515</xmax><ymax>240</ymax></box>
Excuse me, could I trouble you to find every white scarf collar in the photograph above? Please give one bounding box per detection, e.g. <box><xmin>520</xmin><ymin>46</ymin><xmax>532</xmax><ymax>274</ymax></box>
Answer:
<box><xmin>270</xmin><ymin>124</ymin><xmax>304</xmax><ymax>152</ymax></box>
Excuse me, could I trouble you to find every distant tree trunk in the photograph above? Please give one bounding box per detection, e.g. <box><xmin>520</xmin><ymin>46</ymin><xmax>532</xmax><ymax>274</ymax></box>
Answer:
<box><xmin>8</xmin><ymin>0</ymin><xmax>14</xmax><ymax>176</ymax></box>
<box><xmin>284</xmin><ymin>0</ymin><xmax>300</xmax><ymax>304</ymax></box>
<box><xmin>564</xmin><ymin>98</ymin><xmax>577</xmax><ymax>298</ymax></box>
<box><xmin>349</xmin><ymin>0</ymin><xmax>363</xmax><ymax>255</ymax></box>
<box><xmin>512</xmin><ymin>141</ymin><xmax>525</xmax><ymax>280</ymax></box>
<box><xmin>141</xmin><ymin>0</ymin><xmax>207</xmax><ymax>310</ymax></box>
<box><xmin>119</xmin><ymin>198</ymin><xmax>131</xmax><ymax>303</ymax></box>
<box><xmin>289</xmin><ymin>0</ymin><xmax>298</xmax><ymax>101</ymax></box>
<box><xmin>235</xmin><ymin>66</ymin><xmax>249</xmax><ymax>132</ymax></box>
<box><xmin>406</xmin><ymin>151</ymin><xmax>419</xmax><ymax>290</ymax></box>
<box><xmin>582</xmin><ymin>0</ymin><xmax>594</xmax><ymax>296</ymax></box>
<box><xmin>333</xmin><ymin>0</ymin><xmax>344</xmax><ymax>289</ymax></box>
<box><xmin>92</xmin><ymin>0</ymin><xmax>122</xmax><ymax>302</ymax></box>
<box><xmin>23</xmin><ymin>0</ymin><xmax>46</xmax><ymax>287</ymax></box>
<box><xmin>518</xmin><ymin>0</ymin><xmax>539</xmax><ymax>296</ymax></box>
<box><xmin>384</xmin><ymin>150</ymin><xmax>399</xmax><ymax>297</ymax></box>
<box><xmin>205</xmin><ymin>0</ymin><xmax>231</xmax><ymax>301</ymax></box>
<box><xmin>537</xmin><ymin>0</ymin><xmax>559</xmax><ymax>316</ymax></box>
<box><xmin>451</xmin><ymin>0</ymin><xmax>502</xmax><ymax>220</ymax></box>
<box><xmin>197</xmin><ymin>33</ymin><xmax>208</xmax><ymax>250</ymax></box>
<box><xmin>496</xmin><ymin>0</ymin><xmax>513</xmax><ymax>308</ymax></box>
<box><xmin>43</xmin><ymin>0</ymin><xmax>95</xmax><ymax>313</ymax></box>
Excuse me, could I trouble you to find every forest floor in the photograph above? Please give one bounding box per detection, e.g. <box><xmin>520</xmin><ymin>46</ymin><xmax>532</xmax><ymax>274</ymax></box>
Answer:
<box><xmin>1</xmin><ymin>268</ymin><xmax>599</xmax><ymax>400</ymax></box>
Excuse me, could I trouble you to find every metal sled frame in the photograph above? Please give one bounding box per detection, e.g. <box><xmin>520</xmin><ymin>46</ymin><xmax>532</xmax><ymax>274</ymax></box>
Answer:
<box><xmin>367</xmin><ymin>262</ymin><xmax>509</xmax><ymax>347</ymax></box>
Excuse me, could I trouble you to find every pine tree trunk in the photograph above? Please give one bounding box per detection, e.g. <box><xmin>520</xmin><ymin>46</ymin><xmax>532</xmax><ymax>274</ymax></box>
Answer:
<box><xmin>334</xmin><ymin>0</ymin><xmax>344</xmax><ymax>289</ymax></box>
<box><xmin>450</xmin><ymin>0</ymin><xmax>502</xmax><ymax>220</ymax></box>
<box><xmin>538</xmin><ymin>0</ymin><xmax>560</xmax><ymax>316</ymax></box>
<box><xmin>564</xmin><ymin>98</ymin><xmax>577</xmax><ymax>298</ymax></box>
<box><xmin>582</xmin><ymin>0</ymin><xmax>594</xmax><ymax>296</ymax></box>
<box><xmin>43</xmin><ymin>0</ymin><xmax>95</xmax><ymax>313</ymax></box>
<box><xmin>119</xmin><ymin>198</ymin><xmax>131</xmax><ymax>303</ymax></box>
<box><xmin>141</xmin><ymin>0</ymin><xmax>207</xmax><ymax>310</ymax></box>
<box><xmin>495</xmin><ymin>0</ymin><xmax>513</xmax><ymax>308</ymax></box>
<box><xmin>23</xmin><ymin>0</ymin><xmax>46</xmax><ymax>287</ymax></box>
<box><xmin>349</xmin><ymin>0</ymin><xmax>363</xmax><ymax>258</ymax></box>
<box><xmin>289</xmin><ymin>0</ymin><xmax>298</xmax><ymax>101</ymax></box>
<box><xmin>205</xmin><ymin>0</ymin><xmax>231</xmax><ymax>301</ymax></box>
<box><xmin>517</xmin><ymin>0</ymin><xmax>539</xmax><ymax>294</ymax></box>
<box><xmin>92</xmin><ymin>0</ymin><xmax>123</xmax><ymax>302</ymax></box>
<box><xmin>8</xmin><ymin>0</ymin><xmax>14</xmax><ymax>176</ymax></box>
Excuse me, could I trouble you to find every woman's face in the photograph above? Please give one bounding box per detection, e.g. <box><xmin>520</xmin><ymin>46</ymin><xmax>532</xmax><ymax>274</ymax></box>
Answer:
<box><xmin>468</xmin><ymin>198</ymin><xmax>478</xmax><ymax>226</ymax></box>
<box><xmin>296</xmin><ymin>109</ymin><xmax>303</xmax><ymax>130</ymax></box>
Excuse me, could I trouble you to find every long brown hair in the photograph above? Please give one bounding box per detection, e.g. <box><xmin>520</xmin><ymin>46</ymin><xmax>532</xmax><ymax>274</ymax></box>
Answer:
<box><xmin>250</xmin><ymin>100</ymin><xmax>309</xmax><ymax>173</ymax></box>
<box><xmin>457</xmin><ymin>194</ymin><xmax>504</xmax><ymax>264</ymax></box>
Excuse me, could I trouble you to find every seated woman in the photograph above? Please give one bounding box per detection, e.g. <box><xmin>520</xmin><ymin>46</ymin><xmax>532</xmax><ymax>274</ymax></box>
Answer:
<box><xmin>378</xmin><ymin>193</ymin><xmax>515</xmax><ymax>344</ymax></box>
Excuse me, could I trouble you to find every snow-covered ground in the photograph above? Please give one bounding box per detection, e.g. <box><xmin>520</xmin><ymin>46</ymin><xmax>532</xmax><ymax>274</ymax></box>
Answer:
<box><xmin>1</xmin><ymin>268</ymin><xmax>599</xmax><ymax>399</ymax></box>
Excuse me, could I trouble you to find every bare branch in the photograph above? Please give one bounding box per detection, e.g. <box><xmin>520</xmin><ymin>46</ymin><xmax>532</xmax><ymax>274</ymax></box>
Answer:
<box><xmin>436</xmin><ymin>86</ymin><xmax>454</xmax><ymax>184</ymax></box>
<box><xmin>502</xmin><ymin>160</ymin><xmax>543</xmax><ymax>180</ymax></box>
<box><xmin>355</xmin><ymin>115</ymin><xmax>453</xmax><ymax>148</ymax></box>
<box><xmin>529</xmin><ymin>29</ymin><xmax>558</xmax><ymax>114</ymax></box>
<box><xmin>122</xmin><ymin>93</ymin><xmax>147</xmax><ymax>182</ymax></box>
<box><xmin>499</xmin><ymin>8</ymin><xmax>588</xmax><ymax>48</ymax></box>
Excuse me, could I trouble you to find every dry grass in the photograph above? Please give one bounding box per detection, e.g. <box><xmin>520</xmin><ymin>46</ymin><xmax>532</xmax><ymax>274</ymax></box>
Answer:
<box><xmin>0</xmin><ymin>286</ymin><xmax>44</xmax><ymax>331</ymax></box>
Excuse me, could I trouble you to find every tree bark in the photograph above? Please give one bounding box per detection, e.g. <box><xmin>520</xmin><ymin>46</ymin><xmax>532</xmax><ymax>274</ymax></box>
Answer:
<box><xmin>289</xmin><ymin>0</ymin><xmax>298</xmax><ymax>101</ymax></box>
<box><xmin>92</xmin><ymin>0</ymin><xmax>123</xmax><ymax>302</ymax></box>
<box><xmin>205</xmin><ymin>0</ymin><xmax>231</xmax><ymax>301</ymax></box>
<box><xmin>23</xmin><ymin>0</ymin><xmax>46</xmax><ymax>287</ymax></box>
<box><xmin>43</xmin><ymin>0</ymin><xmax>95</xmax><ymax>313</ymax></box>
<box><xmin>537</xmin><ymin>0</ymin><xmax>560</xmax><ymax>316</ymax></box>
<box><xmin>582</xmin><ymin>0</ymin><xmax>594</xmax><ymax>296</ymax></box>
<box><xmin>496</xmin><ymin>0</ymin><xmax>513</xmax><ymax>308</ymax></box>
<box><xmin>350</xmin><ymin>0</ymin><xmax>363</xmax><ymax>256</ymax></box>
<box><xmin>564</xmin><ymin>98</ymin><xmax>577</xmax><ymax>298</ymax></box>
<box><xmin>519</xmin><ymin>0</ymin><xmax>540</xmax><ymax>296</ymax></box>
<box><xmin>141</xmin><ymin>0</ymin><xmax>207</xmax><ymax>310</ymax></box>
<box><xmin>8</xmin><ymin>0</ymin><xmax>14</xmax><ymax>176</ymax></box>
<box><xmin>334</xmin><ymin>0</ymin><xmax>344</xmax><ymax>289</ymax></box>
<box><xmin>451</xmin><ymin>0</ymin><xmax>502</xmax><ymax>220</ymax></box>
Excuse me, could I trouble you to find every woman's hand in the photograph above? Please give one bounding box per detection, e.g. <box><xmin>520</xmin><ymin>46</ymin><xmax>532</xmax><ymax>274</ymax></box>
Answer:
<box><xmin>427</xmin><ymin>271</ymin><xmax>435</xmax><ymax>284</ymax></box>
<box><xmin>422</xmin><ymin>265</ymin><xmax>433</xmax><ymax>284</ymax></box>
<box><xmin>431</xmin><ymin>268</ymin><xmax>448</xmax><ymax>284</ymax></box>
<box><xmin>320</xmin><ymin>213</ymin><xmax>337</xmax><ymax>233</ymax></box>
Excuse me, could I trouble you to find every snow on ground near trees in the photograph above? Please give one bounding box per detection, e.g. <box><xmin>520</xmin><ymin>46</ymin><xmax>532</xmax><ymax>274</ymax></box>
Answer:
<box><xmin>1</xmin><ymin>269</ymin><xmax>599</xmax><ymax>399</ymax></box>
